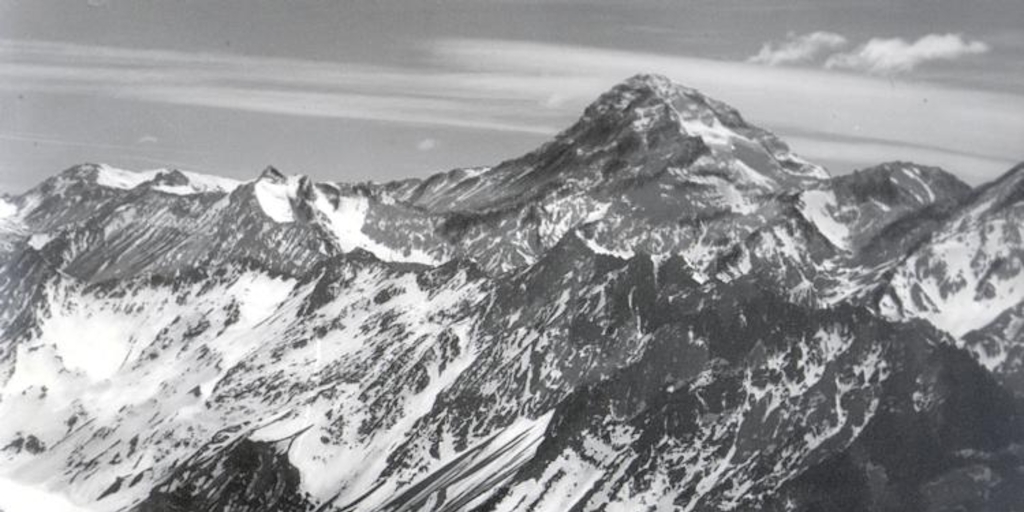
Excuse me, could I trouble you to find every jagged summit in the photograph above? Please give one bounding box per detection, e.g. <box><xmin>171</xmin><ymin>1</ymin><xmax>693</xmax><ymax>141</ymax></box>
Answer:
<box><xmin>148</xmin><ymin>169</ymin><xmax>191</xmax><ymax>187</ymax></box>
<box><xmin>258</xmin><ymin>165</ymin><xmax>287</xmax><ymax>182</ymax></box>
<box><xmin>833</xmin><ymin>161</ymin><xmax>971</xmax><ymax>211</ymax></box>
<box><xmin>614</xmin><ymin>73</ymin><xmax>679</xmax><ymax>94</ymax></box>
<box><xmin>588</xmin><ymin>73</ymin><xmax>749</xmax><ymax>132</ymax></box>
<box><xmin>586</xmin><ymin>74</ymin><xmax>826</xmax><ymax>176</ymax></box>
<box><xmin>576</xmin><ymin>73</ymin><xmax>750</xmax><ymax>145</ymax></box>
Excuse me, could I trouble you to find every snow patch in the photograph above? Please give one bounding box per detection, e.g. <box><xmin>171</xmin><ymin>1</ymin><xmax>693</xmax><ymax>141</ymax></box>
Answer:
<box><xmin>3</xmin><ymin>344</ymin><xmax>78</xmax><ymax>401</ymax></box>
<box><xmin>95</xmin><ymin>164</ymin><xmax>240</xmax><ymax>194</ymax></box>
<box><xmin>0</xmin><ymin>198</ymin><xmax>17</xmax><ymax>219</ymax></box>
<box><xmin>732</xmin><ymin>159</ymin><xmax>777</xmax><ymax>190</ymax></box>
<box><xmin>27</xmin><ymin>233</ymin><xmax>53</xmax><ymax>250</ymax></box>
<box><xmin>674</xmin><ymin>108</ymin><xmax>737</xmax><ymax>147</ymax></box>
<box><xmin>314</xmin><ymin>193</ymin><xmax>369</xmax><ymax>250</ymax></box>
<box><xmin>0</xmin><ymin>477</ymin><xmax>95</xmax><ymax>512</ymax></box>
<box><xmin>253</xmin><ymin>178</ymin><xmax>296</xmax><ymax>222</ymax></box>
<box><xmin>90</xmin><ymin>163</ymin><xmax>241</xmax><ymax>195</ymax></box>
<box><xmin>94</xmin><ymin>164</ymin><xmax>155</xmax><ymax>190</ymax></box>
<box><xmin>799</xmin><ymin>189</ymin><xmax>850</xmax><ymax>250</ymax></box>
<box><xmin>314</xmin><ymin>190</ymin><xmax>439</xmax><ymax>265</ymax></box>
<box><xmin>41</xmin><ymin>308</ymin><xmax>136</xmax><ymax>381</ymax></box>
<box><xmin>251</xmin><ymin>173</ymin><xmax>438</xmax><ymax>264</ymax></box>
<box><xmin>575</xmin><ymin>231</ymin><xmax>633</xmax><ymax>259</ymax></box>
<box><xmin>151</xmin><ymin>172</ymin><xmax>241</xmax><ymax>195</ymax></box>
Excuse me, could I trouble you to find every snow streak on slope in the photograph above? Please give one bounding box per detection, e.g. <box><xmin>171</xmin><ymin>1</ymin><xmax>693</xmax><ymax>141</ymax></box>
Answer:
<box><xmin>798</xmin><ymin>189</ymin><xmax>850</xmax><ymax>250</ymax></box>
<box><xmin>370</xmin><ymin>412</ymin><xmax>554</xmax><ymax>512</ymax></box>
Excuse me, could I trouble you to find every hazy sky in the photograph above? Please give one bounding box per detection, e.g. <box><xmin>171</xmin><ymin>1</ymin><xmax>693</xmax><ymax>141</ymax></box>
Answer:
<box><xmin>1</xmin><ymin>0</ymin><xmax>1022</xmax><ymax>191</ymax></box>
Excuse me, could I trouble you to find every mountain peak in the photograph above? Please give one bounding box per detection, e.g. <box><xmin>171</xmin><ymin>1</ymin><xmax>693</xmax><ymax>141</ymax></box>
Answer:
<box><xmin>578</xmin><ymin>74</ymin><xmax>827</xmax><ymax>183</ymax></box>
<box><xmin>36</xmin><ymin>163</ymin><xmax>242</xmax><ymax>197</ymax></box>
<box><xmin>586</xmin><ymin>74</ymin><xmax>698</xmax><ymax>121</ymax></box>
<box><xmin>259</xmin><ymin>165</ymin><xmax>287</xmax><ymax>183</ymax></box>
<box><xmin>617</xmin><ymin>73</ymin><xmax>684</xmax><ymax>98</ymax></box>
<box><xmin>406</xmin><ymin>75</ymin><xmax>827</xmax><ymax>213</ymax></box>
<box><xmin>834</xmin><ymin>161</ymin><xmax>971</xmax><ymax>209</ymax></box>
<box><xmin>609</xmin><ymin>73</ymin><xmax>711</xmax><ymax>105</ymax></box>
<box><xmin>150</xmin><ymin>169</ymin><xmax>191</xmax><ymax>187</ymax></box>
<box><xmin>593</xmin><ymin>74</ymin><xmax>747</xmax><ymax>131</ymax></box>
<box><xmin>40</xmin><ymin>163</ymin><xmax>155</xmax><ymax>192</ymax></box>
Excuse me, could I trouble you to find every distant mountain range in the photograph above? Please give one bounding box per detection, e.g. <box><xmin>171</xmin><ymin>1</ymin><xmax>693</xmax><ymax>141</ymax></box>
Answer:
<box><xmin>0</xmin><ymin>74</ymin><xmax>1021</xmax><ymax>512</ymax></box>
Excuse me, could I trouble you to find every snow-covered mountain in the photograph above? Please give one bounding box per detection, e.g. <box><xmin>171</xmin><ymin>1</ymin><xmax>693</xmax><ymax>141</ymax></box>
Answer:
<box><xmin>1</xmin><ymin>74</ymin><xmax>1022</xmax><ymax>512</ymax></box>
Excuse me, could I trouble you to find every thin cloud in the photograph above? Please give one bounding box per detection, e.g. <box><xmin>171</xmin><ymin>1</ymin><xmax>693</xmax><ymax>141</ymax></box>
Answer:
<box><xmin>416</xmin><ymin>138</ymin><xmax>437</xmax><ymax>151</ymax></box>
<box><xmin>0</xmin><ymin>131</ymin><xmax>197</xmax><ymax>154</ymax></box>
<box><xmin>0</xmin><ymin>38</ymin><xmax>559</xmax><ymax>135</ymax></box>
<box><xmin>116</xmin><ymin>85</ymin><xmax>556</xmax><ymax>134</ymax></box>
<box><xmin>826</xmin><ymin>33</ymin><xmax>990</xmax><ymax>74</ymax></box>
<box><xmin>781</xmin><ymin>133</ymin><xmax>1014</xmax><ymax>184</ymax></box>
<box><xmin>748</xmin><ymin>31</ymin><xmax>848</xmax><ymax>66</ymax></box>
<box><xmin>1</xmin><ymin>37</ymin><xmax>1019</xmax><ymax>183</ymax></box>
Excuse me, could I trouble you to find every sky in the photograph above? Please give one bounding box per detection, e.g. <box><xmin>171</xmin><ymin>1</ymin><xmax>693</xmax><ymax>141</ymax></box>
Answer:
<box><xmin>0</xmin><ymin>0</ymin><xmax>1022</xmax><ymax>192</ymax></box>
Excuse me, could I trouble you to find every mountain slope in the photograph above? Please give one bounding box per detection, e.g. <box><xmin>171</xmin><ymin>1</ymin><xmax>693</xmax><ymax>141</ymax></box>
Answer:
<box><xmin>0</xmin><ymin>75</ymin><xmax>1021</xmax><ymax>512</ymax></box>
<box><xmin>878</xmin><ymin>163</ymin><xmax>1024</xmax><ymax>337</ymax></box>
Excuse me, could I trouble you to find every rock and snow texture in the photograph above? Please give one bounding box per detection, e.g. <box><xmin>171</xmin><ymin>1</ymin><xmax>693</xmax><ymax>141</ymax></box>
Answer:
<box><xmin>91</xmin><ymin>164</ymin><xmax>241</xmax><ymax>195</ymax></box>
<box><xmin>879</xmin><ymin>164</ymin><xmax>1024</xmax><ymax>337</ymax></box>
<box><xmin>798</xmin><ymin>189</ymin><xmax>851</xmax><ymax>250</ymax></box>
<box><xmin>0</xmin><ymin>75</ymin><xmax>1022</xmax><ymax>512</ymax></box>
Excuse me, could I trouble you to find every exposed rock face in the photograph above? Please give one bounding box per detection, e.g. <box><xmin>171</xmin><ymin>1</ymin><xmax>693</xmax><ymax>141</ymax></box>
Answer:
<box><xmin>132</xmin><ymin>436</ymin><xmax>315</xmax><ymax>512</ymax></box>
<box><xmin>0</xmin><ymin>74</ymin><xmax>1021</xmax><ymax>512</ymax></box>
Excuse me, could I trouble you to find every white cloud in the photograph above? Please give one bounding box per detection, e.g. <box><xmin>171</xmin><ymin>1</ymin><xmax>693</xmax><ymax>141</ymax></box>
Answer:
<box><xmin>748</xmin><ymin>31</ymin><xmax>848</xmax><ymax>66</ymax></box>
<box><xmin>826</xmin><ymin>33</ymin><xmax>990</xmax><ymax>74</ymax></box>
<box><xmin>416</xmin><ymin>138</ymin><xmax>437</xmax><ymax>151</ymax></box>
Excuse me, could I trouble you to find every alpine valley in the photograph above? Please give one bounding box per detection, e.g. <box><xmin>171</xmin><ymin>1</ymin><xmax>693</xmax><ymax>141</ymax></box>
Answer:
<box><xmin>1</xmin><ymin>75</ymin><xmax>1022</xmax><ymax>512</ymax></box>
